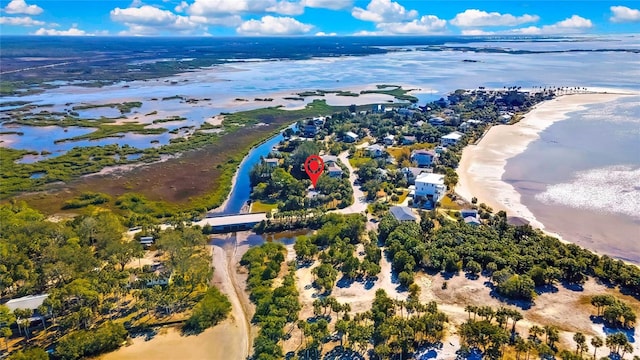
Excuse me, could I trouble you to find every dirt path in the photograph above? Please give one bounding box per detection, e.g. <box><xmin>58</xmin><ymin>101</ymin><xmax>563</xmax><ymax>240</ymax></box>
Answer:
<box><xmin>336</xmin><ymin>150</ymin><xmax>368</xmax><ymax>215</ymax></box>
<box><xmin>211</xmin><ymin>243</ymin><xmax>251</xmax><ymax>358</ymax></box>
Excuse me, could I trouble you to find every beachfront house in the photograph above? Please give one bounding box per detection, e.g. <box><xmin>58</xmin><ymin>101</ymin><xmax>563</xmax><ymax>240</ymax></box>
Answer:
<box><xmin>367</xmin><ymin>144</ymin><xmax>386</xmax><ymax>158</ymax></box>
<box><xmin>441</xmin><ymin>131</ymin><xmax>463</xmax><ymax>146</ymax></box>
<box><xmin>343</xmin><ymin>131</ymin><xmax>359</xmax><ymax>143</ymax></box>
<box><xmin>4</xmin><ymin>294</ymin><xmax>50</xmax><ymax>328</ymax></box>
<box><xmin>372</xmin><ymin>104</ymin><xmax>386</xmax><ymax>113</ymax></box>
<box><xmin>411</xmin><ymin>149</ymin><xmax>436</xmax><ymax>167</ymax></box>
<box><xmin>303</xmin><ymin>120</ymin><xmax>319</xmax><ymax>137</ymax></box>
<box><xmin>414</xmin><ymin>173</ymin><xmax>446</xmax><ymax>204</ymax></box>
<box><xmin>464</xmin><ymin>217</ymin><xmax>482</xmax><ymax>226</ymax></box>
<box><xmin>327</xmin><ymin>165</ymin><xmax>344</xmax><ymax>178</ymax></box>
<box><xmin>389</xmin><ymin>206</ymin><xmax>418</xmax><ymax>222</ymax></box>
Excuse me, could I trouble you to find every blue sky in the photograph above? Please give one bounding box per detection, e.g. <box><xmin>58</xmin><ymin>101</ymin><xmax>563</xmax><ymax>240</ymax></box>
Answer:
<box><xmin>0</xmin><ymin>0</ymin><xmax>639</xmax><ymax>36</ymax></box>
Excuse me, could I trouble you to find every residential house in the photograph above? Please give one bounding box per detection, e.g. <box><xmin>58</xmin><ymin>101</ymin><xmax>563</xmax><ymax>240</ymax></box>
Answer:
<box><xmin>321</xmin><ymin>155</ymin><xmax>338</xmax><ymax>167</ymax></box>
<box><xmin>414</xmin><ymin>120</ymin><xmax>425</xmax><ymax>127</ymax></box>
<box><xmin>389</xmin><ymin>206</ymin><xmax>418</xmax><ymax>222</ymax></box>
<box><xmin>4</xmin><ymin>294</ymin><xmax>49</xmax><ymax>313</ymax></box>
<box><xmin>500</xmin><ymin>114</ymin><xmax>512</xmax><ymax>123</ymax></box>
<box><xmin>411</xmin><ymin>149</ymin><xmax>436</xmax><ymax>167</ymax></box>
<box><xmin>343</xmin><ymin>131</ymin><xmax>359</xmax><ymax>143</ymax></box>
<box><xmin>460</xmin><ymin>209</ymin><xmax>478</xmax><ymax>219</ymax></box>
<box><xmin>139</xmin><ymin>236</ymin><xmax>154</xmax><ymax>247</ymax></box>
<box><xmin>414</xmin><ymin>173</ymin><xmax>446</xmax><ymax>203</ymax></box>
<box><xmin>303</xmin><ymin>120</ymin><xmax>319</xmax><ymax>138</ymax></box>
<box><xmin>401</xmin><ymin>135</ymin><xmax>417</xmax><ymax>145</ymax></box>
<box><xmin>327</xmin><ymin>165</ymin><xmax>344</xmax><ymax>178</ymax></box>
<box><xmin>464</xmin><ymin>217</ymin><xmax>481</xmax><ymax>226</ymax></box>
<box><xmin>441</xmin><ymin>131</ymin><xmax>463</xmax><ymax>146</ymax></box>
<box><xmin>366</xmin><ymin>144</ymin><xmax>386</xmax><ymax>158</ymax></box>
<box><xmin>401</xmin><ymin>167</ymin><xmax>432</xmax><ymax>185</ymax></box>
<box><xmin>312</xmin><ymin>116</ymin><xmax>326</xmax><ymax>126</ymax></box>
<box><xmin>428</xmin><ymin>117</ymin><xmax>446</xmax><ymax>126</ymax></box>
<box><xmin>372</xmin><ymin>104</ymin><xmax>385</xmax><ymax>113</ymax></box>
<box><xmin>383</xmin><ymin>134</ymin><xmax>395</xmax><ymax>146</ymax></box>
<box><xmin>263</xmin><ymin>158</ymin><xmax>280</xmax><ymax>168</ymax></box>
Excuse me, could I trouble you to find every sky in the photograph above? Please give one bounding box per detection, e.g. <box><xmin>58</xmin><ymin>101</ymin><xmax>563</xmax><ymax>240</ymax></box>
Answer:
<box><xmin>0</xmin><ymin>0</ymin><xmax>639</xmax><ymax>36</ymax></box>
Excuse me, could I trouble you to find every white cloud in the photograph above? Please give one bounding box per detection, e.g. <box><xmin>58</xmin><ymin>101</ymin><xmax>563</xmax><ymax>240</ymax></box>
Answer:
<box><xmin>450</xmin><ymin>9</ymin><xmax>538</xmax><ymax>28</ymax></box>
<box><xmin>111</xmin><ymin>5</ymin><xmax>202</xmax><ymax>35</ymax></box>
<box><xmin>174</xmin><ymin>1</ymin><xmax>188</xmax><ymax>12</ymax></box>
<box><xmin>237</xmin><ymin>15</ymin><xmax>312</xmax><ymax>35</ymax></box>
<box><xmin>267</xmin><ymin>1</ymin><xmax>304</xmax><ymax>16</ymax></box>
<box><xmin>0</xmin><ymin>15</ymin><xmax>44</xmax><ymax>26</ymax></box>
<box><xmin>303</xmin><ymin>0</ymin><xmax>351</xmax><ymax>10</ymax></box>
<box><xmin>188</xmin><ymin>0</ymin><xmax>274</xmax><ymax>16</ymax></box>
<box><xmin>33</xmin><ymin>26</ymin><xmax>87</xmax><ymax>36</ymax></box>
<box><xmin>610</xmin><ymin>6</ymin><xmax>640</xmax><ymax>23</ymax></box>
<box><xmin>352</xmin><ymin>0</ymin><xmax>417</xmax><ymax>23</ymax></box>
<box><xmin>377</xmin><ymin>15</ymin><xmax>447</xmax><ymax>34</ymax></box>
<box><xmin>461</xmin><ymin>29</ymin><xmax>494</xmax><ymax>36</ymax></box>
<box><xmin>189</xmin><ymin>14</ymin><xmax>242</xmax><ymax>26</ymax></box>
<box><xmin>315</xmin><ymin>31</ymin><xmax>337</xmax><ymax>36</ymax></box>
<box><xmin>3</xmin><ymin>0</ymin><xmax>43</xmax><ymax>15</ymax></box>
<box><xmin>510</xmin><ymin>15</ymin><xmax>593</xmax><ymax>35</ymax></box>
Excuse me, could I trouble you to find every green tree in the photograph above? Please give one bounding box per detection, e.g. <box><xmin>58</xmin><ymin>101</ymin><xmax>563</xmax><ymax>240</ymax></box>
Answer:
<box><xmin>0</xmin><ymin>305</ymin><xmax>15</xmax><ymax>352</ymax></box>
<box><xmin>184</xmin><ymin>287</ymin><xmax>231</xmax><ymax>333</ymax></box>
<box><xmin>591</xmin><ymin>336</ymin><xmax>603</xmax><ymax>360</ymax></box>
<box><xmin>7</xmin><ymin>347</ymin><xmax>49</xmax><ymax>360</ymax></box>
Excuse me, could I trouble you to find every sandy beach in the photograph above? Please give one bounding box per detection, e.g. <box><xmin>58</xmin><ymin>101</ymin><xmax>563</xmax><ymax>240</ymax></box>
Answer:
<box><xmin>456</xmin><ymin>92</ymin><xmax>634</xmax><ymax>232</ymax></box>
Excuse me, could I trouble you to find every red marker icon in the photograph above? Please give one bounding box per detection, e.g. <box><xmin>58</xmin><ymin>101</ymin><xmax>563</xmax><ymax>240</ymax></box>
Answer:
<box><xmin>304</xmin><ymin>155</ymin><xmax>324</xmax><ymax>188</ymax></box>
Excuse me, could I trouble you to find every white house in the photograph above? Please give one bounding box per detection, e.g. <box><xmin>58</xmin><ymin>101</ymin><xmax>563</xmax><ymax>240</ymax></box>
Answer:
<box><xmin>343</xmin><ymin>131</ymin><xmax>359</xmax><ymax>143</ymax></box>
<box><xmin>366</xmin><ymin>144</ymin><xmax>386</xmax><ymax>158</ymax></box>
<box><xmin>428</xmin><ymin>116</ymin><xmax>446</xmax><ymax>126</ymax></box>
<box><xmin>441</xmin><ymin>131</ymin><xmax>463</xmax><ymax>146</ymax></box>
<box><xmin>414</xmin><ymin>173</ymin><xmax>446</xmax><ymax>203</ymax></box>
<box><xmin>401</xmin><ymin>135</ymin><xmax>417</xmax><ymax>145</ymax></box>
<box><xmin>411</xmin><ymin>149</ymin><xmax>436</xmax><ymax>167</ymax></box>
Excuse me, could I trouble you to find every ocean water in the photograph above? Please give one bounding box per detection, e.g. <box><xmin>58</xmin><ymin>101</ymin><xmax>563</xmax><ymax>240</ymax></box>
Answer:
<box><xmin>505</xmin><ymin>96</ymin><xmax>640</xmax><ymax>263</ymax></box>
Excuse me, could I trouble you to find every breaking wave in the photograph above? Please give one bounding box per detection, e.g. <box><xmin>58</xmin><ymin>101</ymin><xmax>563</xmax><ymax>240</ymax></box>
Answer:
<box><xmin>535</xmin><ymin>165</ymin><xmax>640</xmax><ymax>219</ymax></box>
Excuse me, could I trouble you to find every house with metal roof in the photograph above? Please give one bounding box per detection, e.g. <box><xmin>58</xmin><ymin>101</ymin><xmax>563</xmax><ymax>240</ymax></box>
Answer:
<box><xmin>389</xmin><ymin>206</ymin><xmax>418</xmax><ymax>222</ymax></box>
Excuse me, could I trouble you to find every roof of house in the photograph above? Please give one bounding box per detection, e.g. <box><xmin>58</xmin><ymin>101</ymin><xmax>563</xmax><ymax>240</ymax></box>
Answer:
<box><xmin>327</xmin><ymin>165</ymin><xmax>343</xmax><ymax>172</ymax></box>
<box><xmin>402</xmin><ymin>167</ymin><xmax>430</xmax><ymax>178</ymax></box>
<box><xmin>461</xmin><ymin>209</ymin><xmax>478</xmax><ymax>217</ymax></box>
<box><xmin>464</xmin><ymin>216</ymin><xmax>481</xmax><ymax>225</ymax></box>
<box><xmin>4</xmin><ymin>294</ymin><xmax>49</xmax><ymax>312</ymax></box>
<box><xmin>415</xmin><ymin>173</ymin><xmax>445</xmax><ymax>185</ymax></box>
<box><xmin>403</xmin><ymin>135</ymin><xmax>417</xmax><ymax>141</ymax></box>
<box><xmin>321</xmin><ymin>155</ymin><xmax>338</xmax><ymax>163</ymax></box>
<box><xmin>442</xmin><ymin>131</ymin><xmax>463</xmax><ymax>140</ymax></box>
<box><xmin>429</xmin><ymin>116</ymin><xmax>446</xmax><ymax>123</ymax></box>
<box><xmin>384</xmin><ymin>134</ymin><xmax>395</xmax><ymax>140</ymax></box>
<box><xmin>345</xmin><ymin>131</ymin><xmax>358</xmax><ymax>138</ymax></box>
<box><xmin>390</xmin><ymin>206</ymin><xmax>418</xmax><ymax>222</ymax></box>
<box><xmin>367</xmin><ymin>144</ymin><xmax>385</xmax><ymax>152</ymax></box>
<box><xmin>412</xmin><ymin>149</ymin><xmax>436</xmax><ymax>156</ymax></box>
<box><xmin>264</xmin><ymin>158</ymin><xmax>279</xmax><ymax>163</ymax></box>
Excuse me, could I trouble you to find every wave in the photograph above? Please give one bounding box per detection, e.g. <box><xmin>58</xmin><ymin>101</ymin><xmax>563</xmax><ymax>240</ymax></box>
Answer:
<box><xmin>535</xmin><ymin>165</ymin><xmax>640</xmax><ymax>219</ymax></box>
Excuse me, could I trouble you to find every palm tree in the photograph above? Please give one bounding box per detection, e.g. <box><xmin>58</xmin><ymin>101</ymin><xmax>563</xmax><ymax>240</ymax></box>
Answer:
<box><xmin>573</xmin><ymin>332</ymin><xmax>586</xmax><ymax>355</ymax></box>
<box><xmin>590</xmin><ymin>336</ymin><xmax>603</xmax><ymax>359</ymax></box>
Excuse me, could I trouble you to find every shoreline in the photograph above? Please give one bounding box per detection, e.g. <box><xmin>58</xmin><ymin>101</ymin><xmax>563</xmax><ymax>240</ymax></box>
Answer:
<box><xmin>456</xmin><ymin>91</ymin><xmax>637</xmax><ymax>250</ymax></box>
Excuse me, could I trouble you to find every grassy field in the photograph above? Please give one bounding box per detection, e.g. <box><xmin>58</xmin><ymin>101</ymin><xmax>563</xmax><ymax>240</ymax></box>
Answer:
<box><xmin>360</xmin><ymin>85</ymin><xmax>419</xmax><ymax>103</ymax></box>
<box><xmin>250</xmin><ymin>200</ymin><xmax>278</xmax><ymax>213</ymax></box>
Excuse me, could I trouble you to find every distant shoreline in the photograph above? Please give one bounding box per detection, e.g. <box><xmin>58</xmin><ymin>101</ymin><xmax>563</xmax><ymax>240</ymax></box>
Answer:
<box><xmin>455</xmin><ymin>91</ymin><xmax>638</xmax><ymax>261</ymax></box>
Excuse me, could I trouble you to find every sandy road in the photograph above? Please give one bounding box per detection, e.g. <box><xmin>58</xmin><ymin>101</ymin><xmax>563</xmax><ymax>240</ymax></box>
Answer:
<box><xmin>335</xmin><ymin>150</ymin><xmax>369</xmax><ymax>215</ymax></box>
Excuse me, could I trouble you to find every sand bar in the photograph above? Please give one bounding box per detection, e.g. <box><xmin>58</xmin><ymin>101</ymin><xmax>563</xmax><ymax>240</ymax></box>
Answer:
<box><xmin>456</xmin><ymin>92</ymin><xmax>634</xmax><ymax>231</ymax></box>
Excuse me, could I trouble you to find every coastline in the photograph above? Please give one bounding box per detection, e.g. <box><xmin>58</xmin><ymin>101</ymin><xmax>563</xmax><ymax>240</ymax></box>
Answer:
<box><xmin>456</xmin><ymin>92</ymin><xmax>635</xmax><ymax>239</ymax></box>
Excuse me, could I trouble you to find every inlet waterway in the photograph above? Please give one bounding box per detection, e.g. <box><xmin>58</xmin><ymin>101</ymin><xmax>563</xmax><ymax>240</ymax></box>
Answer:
<box><xmin>218</xmin><ymin>124</ymin><xmax>297</xmax><ymax>214</ymax></box>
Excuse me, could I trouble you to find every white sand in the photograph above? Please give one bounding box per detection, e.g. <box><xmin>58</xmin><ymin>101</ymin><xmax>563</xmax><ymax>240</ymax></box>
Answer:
<box><xmin>456</xmin><ymin>93</ymin><xmax>634</xmax><ymax>231</ymax></box>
